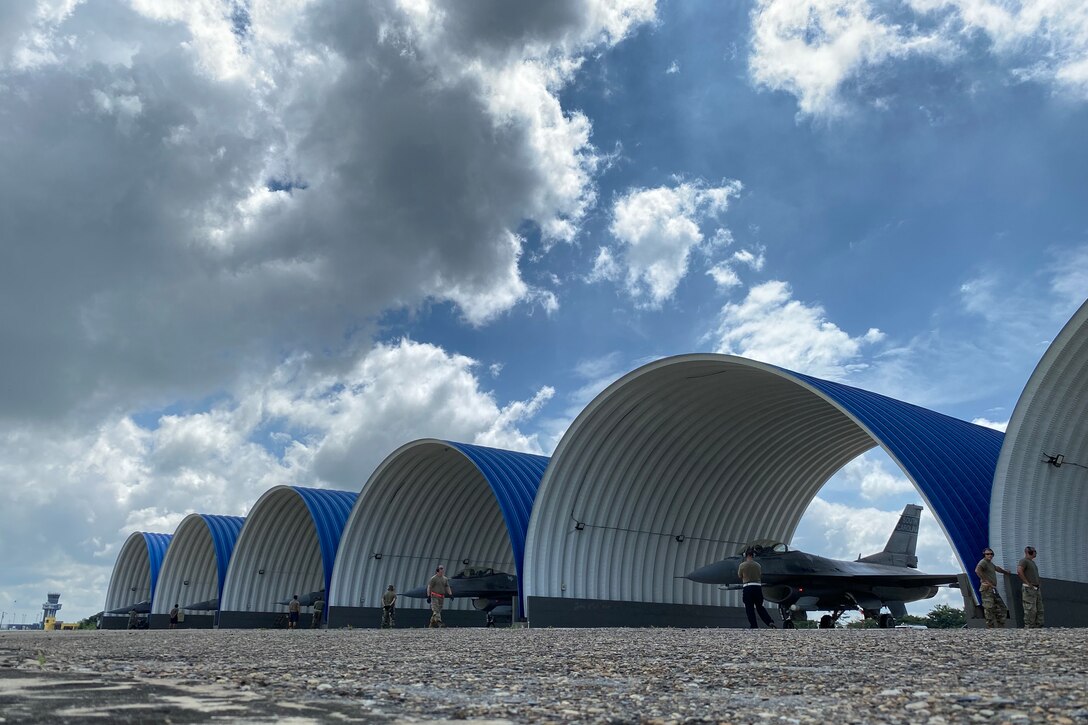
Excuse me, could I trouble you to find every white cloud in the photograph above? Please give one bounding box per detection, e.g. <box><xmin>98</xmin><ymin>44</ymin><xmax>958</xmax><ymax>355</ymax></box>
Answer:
<box><xmin>750</xmin><ymin>0</ymin><xmax>1088</xmax><ymax>117</ymax></box>
<box><xmin>732</xmin><ymin>247</ymin><xmax>765</xmax><ymax>271</ymax></box>
<box><xmin>0</xmin><ymin>0</ymin><xmax>659</xmax><ymax>427</ymax></box>
<box><xmin>603</xmin><ymin>180</ymin><xmax>743</xmax><ymax>306</ymax></box>
<box><xmin>837</xmin><ymin>454</ymin><xmax>915</xmax><ymax>501</ymax></box>
<box><xmin>971</xmin><ymin>417</ymin><xmax>1008</xmax><ymax>432</ymax></box>
<box><xmin>749</xmin><ymin>0</ymin><xmax>951</xmax><ymax>116</ymax></box>
<box><xmin>1048</xmin><ymin>243</ymin><xmax>1088</xmax><ymax>311</ymax></box>
<box><xmin>910</xmin><ymin>0</ymin><xmax>1088</xmax><ymax>98</ymax></box>
<box><xmin>707</xmin><ymin>263</ymin><xmax>742</xmax><ymax>290</ymax></box>
<box><xmin>713</xmin><ymin>280</ymin><xmax>884</xmax><ymax>379</ymax></box>
<box><xmin>0</xmin><ymin>338</ymin><xmax>553</xmax><ymax>620</ymax></box>
<box><xmin>666</xmin><ymin>60</ymin><xmax>680</xmax><ymax>74</ymax></box>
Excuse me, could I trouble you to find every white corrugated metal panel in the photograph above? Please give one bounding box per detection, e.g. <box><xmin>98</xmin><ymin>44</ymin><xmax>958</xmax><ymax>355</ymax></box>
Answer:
<box><xmin>220</xmin><ymin>487</ymin><xmax>325</xmax><ymax>612</ymax></box>
<box><xmin>103</xmin><ymin>532</ymin><xmax>171</xmax><ymax>613</ymax></box>
<box><xmin>523</xmin><ymin>356</ymin><xmax>876</xmax><ymax>611</ymax></box>
<box><xmin>330</xmin><ymin>440</ymin><xmax>515</xmax><ymax>611</ymax></box>
<box><xmin>992</xmin><ymin>298</ymin><xmax>1088</xmax><ymax>583</ymax></box>
<box><xmin>152</xmin><ymin>515</ymin><xmax>219</xmax><ymax>615</ymax></box>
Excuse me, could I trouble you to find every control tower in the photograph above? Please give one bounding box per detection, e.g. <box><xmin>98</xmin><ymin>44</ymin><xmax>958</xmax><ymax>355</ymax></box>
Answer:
<box><xmin>41</xmin><ymin>593</ymin><xmax>62</xmax><ymax>626</ymax></box>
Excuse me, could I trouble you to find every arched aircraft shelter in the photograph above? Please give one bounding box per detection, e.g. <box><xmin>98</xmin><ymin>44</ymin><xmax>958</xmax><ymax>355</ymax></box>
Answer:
<box><xmin>523</xmin><ymin>354</ymin><xmax>1003</xmax><ymax>627</ymax></box>
<box><xmin>329</xmin><ymin>440</ymin><xmax>548</xmax><ymax>627</ymax></box>
<box><xmin>101</xmin><ymin>531</ymin><xmax>172</xmax><ymax>629</ymax></box>
<box><xmin>992</xmin><ymin>298</ymin><xmax>1088</xmax><ymax>626</ymax></box>
<box><xmin>151</xmin><ymin>514</ymin><xmax>245</xmax><ymax>628</ymax></box>
<box><xmin>219</xmin><ymin>486</ymin><xmax>356</xmax><ymax>628</ymax></box>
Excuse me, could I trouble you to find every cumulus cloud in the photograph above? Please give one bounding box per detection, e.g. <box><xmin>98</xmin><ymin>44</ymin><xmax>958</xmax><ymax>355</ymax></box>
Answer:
<box><xmin>597</xmin><ymin>180</ymin><xmax>743</xmax><ymax>306</ymax></box>
<box><xmin>749</xmin><ymin>0</ymin><xmax>1088</xmax><ymax>116</ymax></box>
<box><xmin>836</xmin><ymin>453</ymin><xmax>916</xmax><ymax>501</ymax></box>
<box><xmin>713</xmin><ymin>280</ymin><xmax>885</xmax><ymax>379</ymax></box>
<box><xmin>971</xmin><ymin>417</ymin><xmax>1008</xmax><ymax>432</ymax></box>
<box><xmin>749</xmin><ymin>0</ymin><xmax>950</xmax><ymax>116</ymax></box>
<box><xmin>0</xmin><ymin>338</ymin><xmax>552</xmax><ymax>619</ymax></box>
<box><xmin>0</xmin><ymin>0</ymin><xmax>657</xmax><ymax>426</ymax></box>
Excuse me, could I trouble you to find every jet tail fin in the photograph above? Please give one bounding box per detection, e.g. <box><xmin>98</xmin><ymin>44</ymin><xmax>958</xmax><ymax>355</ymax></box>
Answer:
<box><xmin>858</xmin><ymin>504</ymin><xmax>921</xmax><ymax>569</ymax></box>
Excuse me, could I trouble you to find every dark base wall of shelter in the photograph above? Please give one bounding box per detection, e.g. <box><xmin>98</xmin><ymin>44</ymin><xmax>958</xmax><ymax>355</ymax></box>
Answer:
<box><xmin>99</xmin><ymin>615</ymin><xmax>127</xmax><ymax>630</ymax></box>
<box><xmin>526</xmin><ymin>596</ymin><xmax>751</xmax><ymax>628</ymax></box>
<box><xmin>217</xmin><ymin>611</ymin><xmax>322</xmax><ymax>629</ymax></box>
<box><xmin>1007</xmin><ymin>577</ymin><xmax>1088</xmax><ymax>628</ymax></box>
<box><xmin>328</xmin><ymin>606</ymin><xmax>497</xmax><ymax>629</ymax></box>
<box><xmin>148</xmin><ymin>614</ymin><xmax>214</xmax><ymax>629</ymax></box>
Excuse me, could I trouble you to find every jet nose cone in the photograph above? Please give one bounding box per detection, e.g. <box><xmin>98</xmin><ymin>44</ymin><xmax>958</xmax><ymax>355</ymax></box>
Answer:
<box><xmin>685</xmin><ymin>560</ymin><xmax>737</xmax><ymax>584</ymax></box>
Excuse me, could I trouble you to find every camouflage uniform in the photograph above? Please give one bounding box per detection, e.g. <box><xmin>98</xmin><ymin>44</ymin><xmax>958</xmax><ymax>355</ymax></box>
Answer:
<box><xmin>1018</xmin><ymin>556</ymin><xmax>1044</xmax><ymax>628</ymax></box>
<box><xmin>381</xmin><ymin>587</ymin><xmax>397</xmax><ymax>628</ymax></box>
<box><xmin>427</xmin><ymin>572</ymin><xmax>452</xmax><ymax>628</ymax></box>
<box><xmin>975</xmin><ymin>557</ymin><xmax>1007</xmax><ymax>628</ymax></box>
<box><xmin>312</xmin><ymin>596</ymin><xmax>324</xmax><ymax>629</ymax></box>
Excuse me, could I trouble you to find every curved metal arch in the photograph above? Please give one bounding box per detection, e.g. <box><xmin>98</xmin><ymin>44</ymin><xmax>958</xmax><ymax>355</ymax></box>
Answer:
<box><xmin>992</xmin><ymin>298</ymin><xmax>1088</xmax><ymax>583</ymax></box>
<box><xmin>103</xmin><ymin>532</ymin><xmax>172</xmax><ymax>613</ymax></box>
<box><xmin>220</xmin><ymin>486</ymin><xmax>356</xmax><ymax>613</ymax></box>
<box><xmin>523</xmin><ymin>354</ymin><xmax>1002</xmax><ymax>614</ymax></box>
<box><xmin>152</xmin><ymin>514</ymin><xmax>245</xmax><ymax>615</ymax></box>
<box><xmin>329</xmin><ymin>439</ymin><xmax>548</xmax><ymax>613</ymax></box>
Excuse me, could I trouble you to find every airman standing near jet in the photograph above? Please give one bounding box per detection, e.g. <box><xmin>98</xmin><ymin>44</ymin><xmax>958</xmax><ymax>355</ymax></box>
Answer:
<box><xmin>975</xmin><ymin>548</ymin><xmax>1011</xmax><ymax>628</ymax></box>
<box><xmin>312</xmin><ymin>592</ymin><xmax>325</xmax><ymax>629</ymax></box>
<box><xmin>1017</xmin><ymin>546</ymin><xmax>1044</xmax><ymax>628</ymax></box>
<box><xmin>739</xmin><ymin>549</ymin><xmax>776</xmax><ymax>629</ymax></box>
<box><xmin>427</xmin><ymin>565</ymin><xmax>453</xmax><ymax>628</ymax></box>
<box><xmin>381</xmin><ymin>585</ymin><xmax>397</xmax><ymax>628</ymax></box>
<box><xmin>288</xmin><ymin>595</ymin><xmax>301</xmax><ymax>630</ymax></box>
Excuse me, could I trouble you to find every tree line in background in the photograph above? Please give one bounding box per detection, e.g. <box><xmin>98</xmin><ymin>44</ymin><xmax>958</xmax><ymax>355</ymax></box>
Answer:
<box><xmin>846</xmin><ymin>605</ymin><xmax>965</xmax><ymax>629</ymax></box>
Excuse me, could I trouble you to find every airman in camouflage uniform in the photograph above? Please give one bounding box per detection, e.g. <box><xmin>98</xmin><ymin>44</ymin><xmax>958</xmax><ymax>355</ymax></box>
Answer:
<box><xmin>1017</xmin><ymin>546</ymin><xmax>1044</xmax><ymax>628</ymax></box>
<box><xmin>427</xmin><ymin>565</ymin><xmax>452</xmax><ymax>628</ymax></box>
<box><xmin>975</xmin><ymin>547</ymin><xmax>1011</xmax><ymax>628</ymax></box>
<box><xmin>381</xmin><ymin>585</ymin><xmax>397</xmax><ymax>628</ymax></box>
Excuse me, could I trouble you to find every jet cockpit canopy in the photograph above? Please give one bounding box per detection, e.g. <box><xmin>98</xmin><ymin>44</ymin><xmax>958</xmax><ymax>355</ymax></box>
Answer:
<box><xmin>456</xmin><ymin>567</ymin><xmax>496</xmax><ymax>578</ymax></box>
<box><xmin>736</xmin><ymin>540</ymin><xmax>790</xmax><ymax>556</ymax></box>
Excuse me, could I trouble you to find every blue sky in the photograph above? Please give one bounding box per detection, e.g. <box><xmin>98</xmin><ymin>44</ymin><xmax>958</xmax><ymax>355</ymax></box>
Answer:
<box><xmin>1</xmin><ymin>0</ymin><xmax>1086</xmax><ymax>623</ymax></box>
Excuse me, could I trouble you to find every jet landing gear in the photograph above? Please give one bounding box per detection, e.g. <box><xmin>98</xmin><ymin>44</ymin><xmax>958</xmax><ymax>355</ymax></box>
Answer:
<box><xmin>778</xmin><ymin>604</ymin><xmax>796</xmax><ymax>629</ymax></box>
<box><xmin>862</xmin><ymin>610</ymin><xmax>896</xmax><ymax>628</ymax></box>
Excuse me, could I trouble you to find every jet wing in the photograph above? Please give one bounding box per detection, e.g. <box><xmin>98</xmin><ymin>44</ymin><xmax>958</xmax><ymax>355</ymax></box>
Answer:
<box><xmin>765</xmin><ymin>572</ymin><xmax>959</xmax><ymax>587</ymax></box>
<box><xmin>276</xmin><ymin>589</ymin><xmax>325</xmax><ymax>606</ymax></box>
<box><xmin>105</xmin><ymin>600</ymin><xmax>151</xmax><ymax>615</ymax></box>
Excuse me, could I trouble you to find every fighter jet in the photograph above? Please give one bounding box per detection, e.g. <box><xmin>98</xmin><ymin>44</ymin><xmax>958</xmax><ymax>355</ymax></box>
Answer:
<box><xmin>276</xmin><ymin>590</ymin><xmax>325</xmax><ymax>607</ymax></box>
<box><xmin>403</xmin><ymin>567</ymin><xmax>518</xmax><ymax>615</ymax></box>
<box><xmin>104</xmin><ymin>600</ymin><xmax>151</xmax><ymax>615</ymax></box>
<box><xmin>181</xmin><ymin>597</ymin><xmax>219</xmax><ymax>611</ymax></box>
<box><xmin>685</xmin><ymin>504</ymin><xmax>959</xmax><ymax>628</ymax></box>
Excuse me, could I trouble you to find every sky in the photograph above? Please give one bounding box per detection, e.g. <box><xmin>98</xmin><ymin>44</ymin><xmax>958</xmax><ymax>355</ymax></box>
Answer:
<box><xmin>1</xmin><ymin>0</ymin><xmax>1086</xmax><ymax>624</ymax></box>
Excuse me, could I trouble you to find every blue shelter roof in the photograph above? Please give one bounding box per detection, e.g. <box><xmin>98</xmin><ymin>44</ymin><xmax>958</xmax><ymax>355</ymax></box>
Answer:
<box><xmin>444</xmin><ymin>442</ymin><xmax>550</xmax><ymax>595</ymax></box>
<box><xmin>197</xmin><ymin>514</ymin><xmax>246</xmax><ymax>596</ymax></box>
<box><xmin>143</xmin><ymin>532</ymin><xmax>173</xmax><ymax>602</ymax></box>
<box><xmin>292</xmin><ymin>487</ymin><xmax>358</xmax><ymax>596</ymax></box>
<box><xmin>787</xmin><ymin>371</ymin><xmax>1005</xmax><ymax>594</ymax></box>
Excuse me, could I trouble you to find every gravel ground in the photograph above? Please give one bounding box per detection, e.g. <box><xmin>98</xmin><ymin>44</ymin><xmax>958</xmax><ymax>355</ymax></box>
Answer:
<box><xmin>1</xmin><ymin>628</ymin><xmax>1086</xmax><ymax>723</ymax></box>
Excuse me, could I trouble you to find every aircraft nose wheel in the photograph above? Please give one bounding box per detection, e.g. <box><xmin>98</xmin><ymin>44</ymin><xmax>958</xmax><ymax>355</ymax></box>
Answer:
<box><xmin>878</xmin><ymin>613</ymin><xmax>896</xmax><ymax>628</ymax></box>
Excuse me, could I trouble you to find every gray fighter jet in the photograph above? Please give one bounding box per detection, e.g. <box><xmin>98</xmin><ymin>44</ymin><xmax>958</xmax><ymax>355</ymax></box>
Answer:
<box><xmin>182</xmin><ymin>597</ymin><xmax>219</xmax><ymax>611</ymax></box>
<box><xmin>276</xmin><ymin>590</ymin><xmax>325</xmax><ymax>607</ymax></box>
<box><xmin>105</xmin><ymin>599</ymin><xmax>151</xmax><ymax>615</ymax></box>
<box><xmin>403</xmin><ymin>567</ymin><xmax>517</xmax><ymax>615</ymax></box>
<box><xmin>685</xmin><ymin>504</ymin><xmax>959</xmax><ymax>628</ymax></box>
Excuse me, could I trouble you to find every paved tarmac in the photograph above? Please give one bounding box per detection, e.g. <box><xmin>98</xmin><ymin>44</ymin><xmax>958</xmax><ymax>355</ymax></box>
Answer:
<box><xmin>0</xmin><ymin>627</ymin><xmax>1085</xmax><ymax>723</ymax></box>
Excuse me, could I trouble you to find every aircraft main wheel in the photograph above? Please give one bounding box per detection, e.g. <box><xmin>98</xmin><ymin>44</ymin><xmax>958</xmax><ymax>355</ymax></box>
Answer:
<box><xmin>819</xmin><ymin>615</ymin><xmax>833</xmax><ymax>629</ymax></box>
<box><xmin>878</xmin><ymin>613</ymin><xmax>895</xmax><ymax>628</ymax></box>
<box><xmin>783</xmin><ymin>619</ymin><xmax>795</xmax><ymax>629</ymax></box>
